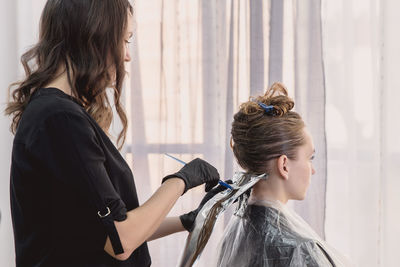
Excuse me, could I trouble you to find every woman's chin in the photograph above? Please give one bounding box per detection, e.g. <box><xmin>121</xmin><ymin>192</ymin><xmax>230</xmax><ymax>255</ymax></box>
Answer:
<box><xmin>292</xmin><ymin>193</ymin><xmax>307</xmax><ymax>201</ymax></box>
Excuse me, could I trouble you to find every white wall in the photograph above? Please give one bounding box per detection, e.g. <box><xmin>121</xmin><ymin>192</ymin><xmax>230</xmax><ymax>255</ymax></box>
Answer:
<box><xmin>0</xmin><ymin>1</ymin><xmax>46</xmax><ymax>265</ymax></box>
<box><xmin>381</xmin><ymin>0</ymin><xmax>400</xmax><ymax>265</ymax></box>
<box><xmin>0</xmin><ymin>1</ymin><xmax>18</xmax><ymax>265</ymax></box>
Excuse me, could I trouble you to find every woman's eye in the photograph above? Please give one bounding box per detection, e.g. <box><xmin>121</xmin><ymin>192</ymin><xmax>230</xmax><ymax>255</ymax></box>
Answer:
<box><xmin>310</xmin><ymin>155</ymin><xmax>315</xmax><ymax>161</ymax></box>
<box><xmin>126</xmin><ymin>36</ymin><xmax>134</xmax><ymax>44</ymax></box>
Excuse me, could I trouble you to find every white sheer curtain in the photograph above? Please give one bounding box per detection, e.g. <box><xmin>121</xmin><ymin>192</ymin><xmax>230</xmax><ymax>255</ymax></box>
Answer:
<box><xmin>323</xmin><ymin>0</ymin><xmax>400</xmax><ymax>266</ymax></box>
<box><xmin>127</xmin><ymin>2</ymin><xmax>238</xmax><ymax>265</ymax></box>
<box><xmin>129</xmin><ymin>0</ymin><xmax>327</xmax><ymax>266</ymax></box>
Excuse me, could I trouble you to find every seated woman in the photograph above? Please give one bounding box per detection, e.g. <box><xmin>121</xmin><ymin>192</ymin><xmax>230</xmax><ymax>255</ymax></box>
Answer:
<box><xmin>216</xmin><ymin>82</ymin><xmax>351</xmax><ymax>267</ymax></box>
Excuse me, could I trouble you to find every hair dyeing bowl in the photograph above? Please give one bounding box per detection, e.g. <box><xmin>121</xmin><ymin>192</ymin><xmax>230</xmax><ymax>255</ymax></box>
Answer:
<box><xmin>177</xmin><ymin>172</ymin><xmax>268</xmax><ymax>267</ymax></box>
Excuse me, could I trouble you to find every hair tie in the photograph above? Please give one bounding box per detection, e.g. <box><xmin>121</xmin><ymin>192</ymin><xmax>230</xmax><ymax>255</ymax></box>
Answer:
<box><xmin>258</xmin><ymin>102</ymin><xmax>275</xmax><ymax>116</ymax></box>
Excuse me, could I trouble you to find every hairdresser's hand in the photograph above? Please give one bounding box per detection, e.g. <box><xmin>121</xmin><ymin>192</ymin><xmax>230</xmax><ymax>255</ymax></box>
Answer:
<box><xmin>162</xmin><ymin>158</ymin><xmax>220</xmax><ymax>194</ymax></box>
<box><xmin>179</xmin><ymin>180</ymin><xmax>232</xmax><ymax>232</ymax></box>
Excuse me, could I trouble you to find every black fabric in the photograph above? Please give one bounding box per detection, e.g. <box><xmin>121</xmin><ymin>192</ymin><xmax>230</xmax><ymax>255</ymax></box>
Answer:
<box><xmin>10</xmin><ymin>87</ymin><xmax>151</xmax><ymax>267</ymax></box>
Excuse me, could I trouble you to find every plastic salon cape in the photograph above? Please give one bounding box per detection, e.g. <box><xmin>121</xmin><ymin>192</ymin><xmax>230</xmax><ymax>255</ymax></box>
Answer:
<box><xmin>216</xmin><ymin>199</ymin><xmax>352</xmax><ymax>267</ymax></box>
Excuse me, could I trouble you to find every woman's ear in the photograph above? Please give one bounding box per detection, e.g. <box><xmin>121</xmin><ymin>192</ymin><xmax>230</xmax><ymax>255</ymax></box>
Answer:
<box><xmin>277</xmin><ymin>155</ymin><xmax>289</xmax><ymax>180</ymax></box>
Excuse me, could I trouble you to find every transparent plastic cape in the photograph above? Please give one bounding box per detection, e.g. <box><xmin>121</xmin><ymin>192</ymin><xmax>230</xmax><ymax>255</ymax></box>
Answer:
<box><xmin>177</xmin><ymin>172</ymin><xmax>268</xmax><ymax>267</ymax></box>
<box><xmin>215</xmin><ymin>199</ymin><xmax>353</xmax><ymax>267</ymax></box>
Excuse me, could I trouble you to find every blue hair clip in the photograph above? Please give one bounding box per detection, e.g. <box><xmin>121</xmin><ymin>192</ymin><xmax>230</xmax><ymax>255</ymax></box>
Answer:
<box><xmin>258</xmin><ymin>102</ymin><xmax>275</xmax><ymax>115</ymax></box>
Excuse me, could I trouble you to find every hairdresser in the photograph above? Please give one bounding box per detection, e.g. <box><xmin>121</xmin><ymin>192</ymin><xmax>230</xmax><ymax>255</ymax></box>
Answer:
<box><xmin>6</xmin><ymin>1</ymin><xmax>220</xmax><ymax>266</ymax></box>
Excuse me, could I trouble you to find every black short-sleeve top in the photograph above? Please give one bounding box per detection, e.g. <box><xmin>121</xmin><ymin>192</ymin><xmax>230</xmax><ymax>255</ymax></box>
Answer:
<box><xmin>10</xmin><ymin>87</ymin><xmax>151</xmax><ymax>267</ymax></box>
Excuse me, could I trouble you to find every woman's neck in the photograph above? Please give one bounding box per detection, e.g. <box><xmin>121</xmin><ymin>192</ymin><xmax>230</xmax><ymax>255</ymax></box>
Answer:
<box><xmin>44</xmin><ymin>67</ymin><xmax>73</xmax><ymax>96</ymax></box>
<box><xmin>250</xmin><ymin>177</ymin><xmax>288</xmax><ymax>204</ymax></box>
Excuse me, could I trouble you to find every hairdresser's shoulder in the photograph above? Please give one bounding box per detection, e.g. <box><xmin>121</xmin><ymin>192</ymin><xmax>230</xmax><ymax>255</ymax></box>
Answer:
<box><xmin>15</xmin><ymin>88</ymin><xmax>91</xmax><ymax>141</ymax></box>
<box><xmin>25</xmin><ymin>87</ymin><xmax>86</xmax><ymax>119</ymax></box>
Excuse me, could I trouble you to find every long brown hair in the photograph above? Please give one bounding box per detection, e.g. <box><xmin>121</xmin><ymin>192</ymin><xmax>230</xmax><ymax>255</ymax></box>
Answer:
<box><xmin>231</xmin><ymin>82</ymin><xmax>305</xmax><ymax>174</ymax></box>
<box><xmin>5</xmin><ymin>0</ymin><xmax>133</xmax><ymax>149</ymax></box>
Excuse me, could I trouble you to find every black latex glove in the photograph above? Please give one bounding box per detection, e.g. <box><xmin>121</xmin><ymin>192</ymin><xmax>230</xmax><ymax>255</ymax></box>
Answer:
<box><xmin>179</xmin><ymin>180</ymin><xmax>233</xmax><ymax>232</ymax></box>
<box><xmin>162</xmin><ymin>158</ymin><xmax>220</xmax><ymax>194</ymax></box>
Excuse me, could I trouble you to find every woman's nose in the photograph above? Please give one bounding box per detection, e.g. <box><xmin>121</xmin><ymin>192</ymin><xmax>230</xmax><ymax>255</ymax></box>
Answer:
<box><xmin>124</xmin><ymin>48</ymin><xmax>131</xmax><ymax>62</ymax></box>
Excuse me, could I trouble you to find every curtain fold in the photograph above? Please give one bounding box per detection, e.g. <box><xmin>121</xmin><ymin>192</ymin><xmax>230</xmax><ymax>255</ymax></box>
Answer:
<box><xmin>250</xmin><ymin>0</ymin><xmax>265</xmax><ymax>94</ymax></box>
<box><xmin>268</xmin><ymin>0</ymin><xmax>284</xmax><ymax>86</ymax></box>
<box><xmin>292</xmin><ymin>0</ymin><xmax>327</xmax><ymax>239</ymax></box>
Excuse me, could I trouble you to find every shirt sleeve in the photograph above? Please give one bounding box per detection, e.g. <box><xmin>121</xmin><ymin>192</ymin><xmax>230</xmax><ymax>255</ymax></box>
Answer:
<box><xmin>29</xmin><ymin>110</ymin><xmax>126</xmax><ymax>255</ymax></box>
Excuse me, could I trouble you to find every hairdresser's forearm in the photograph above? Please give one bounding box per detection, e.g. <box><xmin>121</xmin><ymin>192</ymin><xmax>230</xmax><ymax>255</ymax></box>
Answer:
<box><xmin>104</xmin><ymin>178</ymin><xmax>185</xmax><ymax>260</ymax></box>
<box><xmin>147</xmin><ymin>217</ymin><xmax>185</xmax><ymax>241</ymax></box>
